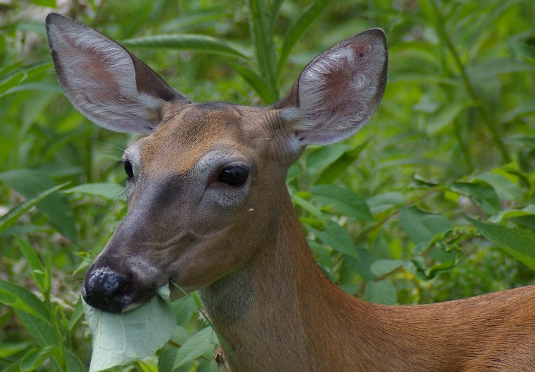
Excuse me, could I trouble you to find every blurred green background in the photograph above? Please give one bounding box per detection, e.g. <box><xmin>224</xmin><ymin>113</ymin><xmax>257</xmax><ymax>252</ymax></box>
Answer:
<box><xmin>1</xmin><ymin>0</ymin><xmax>535</xmax><ymax>371</ymax></box>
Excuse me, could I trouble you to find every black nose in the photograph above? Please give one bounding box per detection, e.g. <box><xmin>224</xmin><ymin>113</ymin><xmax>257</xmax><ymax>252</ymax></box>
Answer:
<box><xmin>83</xmin><ymin>267</ymin><xmax>131</xmax><ymax>313</ymax></box>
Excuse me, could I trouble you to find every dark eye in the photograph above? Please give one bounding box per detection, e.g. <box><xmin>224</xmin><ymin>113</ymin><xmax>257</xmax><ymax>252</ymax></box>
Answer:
<box><xmin>124</xmin><ymin>160</ymin><xmax>134</xmax><ymax>178</ymax></box>
<box><xmin>218</xmin><ymin>166</ymin><xmax>249</xmax><ymax>186</ymax></box>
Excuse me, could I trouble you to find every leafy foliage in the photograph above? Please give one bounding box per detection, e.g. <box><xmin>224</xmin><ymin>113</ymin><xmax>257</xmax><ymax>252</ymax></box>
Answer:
<box><xmin>1</xmin><ymin>0</ymin><xmax>535</xmax><ymax>370</ymax></box>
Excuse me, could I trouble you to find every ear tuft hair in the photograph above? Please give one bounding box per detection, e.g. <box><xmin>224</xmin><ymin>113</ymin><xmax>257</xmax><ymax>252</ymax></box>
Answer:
<box><xmin>277</xmin><ymin>28</ymin><xmax>387</xmax><ymax>146</ymax></box>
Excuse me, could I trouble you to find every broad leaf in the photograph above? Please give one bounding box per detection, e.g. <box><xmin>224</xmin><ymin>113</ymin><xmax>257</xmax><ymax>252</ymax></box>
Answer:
<box><xmin>306</xmin><ymin>144</ymin><xmax>352</xmax><ymax>177</ymax></box>
<box><xmin>64</xmin><ymin>183</ymin><xmax>125</xmax><ymax>201</ymax></box>
<box><xmin>399</xmin><ymin>207</ymin><xmax>452</xmax><ymax>245</ymax></box>
<box><xmin>474</xmin><ymin>172</ymin><xmax>522</xmax><ymax>201</ymax></box>
<box><xmin>172</xmin><ymin>327</ymin><xmax>213</xmax><ymax>368</ymax></box>
<box><xmin>85</xmin><ymin>285</ymin><xmax>176</xmax><ymax>372</ymax></box>
<box><xmin>366</xmin><ymin>192</ymin><xmax>404</xmax><ymax>214</ymax></box>
<box><xmin>464</xmin><ymin>215</ymin><xmax>535</xmax><ymax>271</ymax></box>
<box><xmin>365</xmin><ymin>280</ymin><xmax>396</xmax><ymax>305</ymax></box>
<box><xmin>370</xmin><ymin>259</ymin><xmax>405</xmax><ymax>278</ymax></box>
<box><xmin>310</xmin><ymin>185</ymin><xmax>373</xmax><ymax>221</ymax></box>
<box><xmin>451</xmin><ymin>181</ymin><xmax>501</xmax><ymax>214</ymax></box>
<box><xmin>489</xmin><ymin>205</ymin><xmax>535</xmax><ymax>223</ymax></box>
<box><xmin>309</xmin><ymin>221</ymin><xmax>359</xmax><ymax>259</ymax></box>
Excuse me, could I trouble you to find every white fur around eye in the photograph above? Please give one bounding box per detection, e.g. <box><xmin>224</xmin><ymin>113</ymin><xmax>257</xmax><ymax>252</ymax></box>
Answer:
<box><xmin>196</xmin><ymin>150</ymin><xmax>251</xmax><ymax>210</ymax></box>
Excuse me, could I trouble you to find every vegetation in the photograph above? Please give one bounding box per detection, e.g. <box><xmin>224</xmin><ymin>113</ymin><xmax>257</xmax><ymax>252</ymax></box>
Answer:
<box><xmin>1</xmin><ymin>0</ymin><xmax>535</xmax><ymax>370</ymax></box>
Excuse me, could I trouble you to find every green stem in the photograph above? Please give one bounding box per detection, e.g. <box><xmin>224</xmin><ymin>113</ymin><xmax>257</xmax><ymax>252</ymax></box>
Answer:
<box><xmin>453</xmin><ymin>116</ymin><xmax>474</xmax><ymax>173</ymax></box>
<box><xmin>430</xmin><ymin>0</ymin><xmax>511</xmax><ymax>163</ymax></box>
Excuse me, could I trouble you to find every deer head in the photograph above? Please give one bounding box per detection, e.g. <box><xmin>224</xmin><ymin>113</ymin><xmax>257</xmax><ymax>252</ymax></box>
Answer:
<box><xmin>46</xmin><ymin>13</ymin><xmax>387</xmax><ymax>313</ymax></box>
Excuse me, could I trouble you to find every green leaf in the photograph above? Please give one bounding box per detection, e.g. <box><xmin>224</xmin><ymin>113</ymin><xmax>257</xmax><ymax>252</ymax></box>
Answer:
<box><xmin>277</xmin><ymin>0</ymin><xmax>334</xmax><ymax>78</ymax></box>
<box><xmin>268</xmin><ymin>0</ymin><xmax>285</xmax><ymax>38</ymax></box>
<box><xmin>15</xmin><ymin>236</ymin><xmax>44</xmax><ymax>274</ymax></box>
<box><xmin>64</xmin><ymin>183</ymin><xmax>125</xmax><ymax>201</ymax></box>
<box><xmin>467</xmin><ymin>59</ymin><xmax>533</xmax><ymax>81</ymax></box>
<box><xmin>489</xmin><ymin>205</ymin><xmax>535</xmax><ymax>223</ymax></box>
<box><xmin>0</xmin><ymin>280</ymin><xmax>51</xmax><ymax>323</ymax></box>
<box><xmin>30</xmin><ymin>0</ymin><xmax>56</xmax><ymax>7</ymax></box>
<box><xmin>15</xmin><ymin>236</ymin><xmax>47</xmax><ymax>294</ymax></box>
<box><xmin>503</xmin><ymin>98</ymin><xmax>535</xmax><ymax>122</ymax></box>
<box><xmin>310</xmin><ymin>185</ymin><xmax>373</xmax><ymax>220</ymax></box>
<box><xmin>464</xmin><ymin>215</ymin><xmax>535</xmax><ymax>271</ymax></box>
<box><xmin>366</xmin><ymin>192</ymin><xmax>404</xmax><ymax>214</ymax></box>
<box><xmin>292</xmin><ymin>193</ymin><xmax>327</xmax><ymax>223</ymax></box>
<box><xmin>0</xmin><ymin>183</ymin><xmax>67</xmax><ymax>236</ymax></box>
<box><xmin>159</xmin><ymin>349</ymin><xmax>192</xmax><ymax>372</ymax></box>
<box><xmin>316</xmin><ymin>141</ymin><xmax>368</xmax><ymax>184</ymax></box>
<box><xmin>229</xmin><ymin>62</ymin><xmax>278</xmax><ymax>104</ymax></box>
<box><xmin>172</xmin><ymin>327</ymin><xmax>213</xmax><ymax>368</ymax></box>
<box><xmin>475</xmin><ymin>172</ymin><xmax>522</xmax><ymax>201</ymax></box>
<box><xmin>64</xmin><ymin>349</ymin><xmax>86</xmax><ymax>372</ymax></box>
<box><xmin>14</xmin><ymin>311</ymin><xmax>58</xmax><ymax>348</ymax></box>
<box><xmin>451</xmin><ymin>181</ymin><xmax>501</xmax><ymax>214</ymax></box>
<box><xmin>370</xmin><ymin>259</ymin><xmax>404</xmax><ymax>278</ymax></box>
<box><xmin>20</xmin><ymin>347</ymin><xmax>54</xmax><ymax>372</ymax></box>
<box><xmin>305</xmin><ymin>144</ymin><xmax>352</xmax><ymax>177</ymax></box>
<box><xmin>426</xmin><ymin>102</ymin><xmax>469</xmax><ymax>135</ymax></box>
<box><xmin>365</xmin><ymin>280</ymin><xmax>396</xmax><ymax>305</ymax></box>
<box><xmin>0</xmin><ymin>341</ymin><xmax>32</xmax><ymax>359</ymax></box>
<box><xmin>248</xmin><ymin>0</ymin><xmax>279</xmax><ymax>100</ymax></box>
<box><xmin>0</xmin><ymin>170</ymin><xmax>75</xmax><ymax>240</ymax></box>
<box><xmin>69</xmin><ymin>298</ymin><xmax>85</xmax><ymax>331</ymax></box>
<box><xmin>511</xmin><ymin>38</ymin><xmax>535</xmax><ymax>66</ymax></box>
<box><xmin>507</xmin><ymin>136</ymin><xmax>535</xmax><ymax>149</ymax></box>
<box><xmin>85</xmin><ymin>285</ymin><xmax>176</xmax><ymax>372</ymax></box>
<box><xmin>122</xmin><ymin>34</ymin><xmax>247</xmax><ymax>59</ymax></box>
<box><xmin>309</xmin><ymin>221</ymin><xmax>359</xmax><ymax>259</ymax></box>
<box><xmin>399</xmin><ymin>207</ymin><xmax>453</xmax><ymax>245</ymax></box>
<box><xmin>0</xmin><ymin>62</ymin><xmax>52</xmax><ymax>97</ymax></box>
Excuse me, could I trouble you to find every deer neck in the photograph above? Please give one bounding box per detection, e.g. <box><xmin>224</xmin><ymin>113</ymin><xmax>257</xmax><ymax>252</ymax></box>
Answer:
<box><xmin>199</xmin><ymin>189</ymin><xmax>368</xmax><ymax>371</ymax></box>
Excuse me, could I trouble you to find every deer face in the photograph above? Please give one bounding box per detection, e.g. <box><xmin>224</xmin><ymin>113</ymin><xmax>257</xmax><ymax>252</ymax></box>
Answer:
<box><xmin>46</xmin><ymin>13</ymin><xmax>387</xmax><ymax>313</ymax></box>
<box><xmin>84</xmin><ymin>103</ymin><xmax>295</xmax><ymax>312</ymax></box>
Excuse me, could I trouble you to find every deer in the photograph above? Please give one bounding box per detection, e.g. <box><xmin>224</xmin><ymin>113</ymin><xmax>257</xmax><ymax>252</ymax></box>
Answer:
<box><xmin>46</xmin><ymin>12</ymin><xmax>535</xmax><ymax>372</ymax></box>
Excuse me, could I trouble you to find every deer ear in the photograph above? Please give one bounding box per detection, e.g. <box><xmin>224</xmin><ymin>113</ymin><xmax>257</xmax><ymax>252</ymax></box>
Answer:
<box><xmin>276</xmin><ymin>28</ymin><xmax>387</xmax><ymax>145</ymax></box>
<box><xmin>46</xmin><ymin>13</ymin><xmax>191</xmax><ymax>134</ymax></box>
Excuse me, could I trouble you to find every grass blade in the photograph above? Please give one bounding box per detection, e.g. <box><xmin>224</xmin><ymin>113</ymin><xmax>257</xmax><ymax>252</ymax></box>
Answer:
<box><xmin>123</xmin><ymin>34</ymin><xmax>248</xmax><ymax>59</ymax></box>
<box><xmin>229</xmin><ymin>62</ymin><xmax>278</xmax><ymax>104</ymax></box>
<box><xmin>248</xmin><ymin>0</ymin><xmax>279</xmax><ymax>100</ymax></box>
<box><xmin>0</xmin><ymin>183</ymin><xmax>68</xmax><ymax>235</ymax></box>
<box><xmin>277</xmin><ymin>0</ymin><xmax>334</xmax><ymax>79</ymax></box>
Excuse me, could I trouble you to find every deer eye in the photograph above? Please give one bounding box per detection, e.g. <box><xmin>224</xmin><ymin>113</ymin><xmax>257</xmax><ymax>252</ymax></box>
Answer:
<box><xmin>124</xmin><ymin>160</ymin><xmax>134</xmax><ymax>178</ymax></box>
<box><xmin>218</xmin><ymin>166</ymin><xmax>249</xmax><ymax>186</ymax></box>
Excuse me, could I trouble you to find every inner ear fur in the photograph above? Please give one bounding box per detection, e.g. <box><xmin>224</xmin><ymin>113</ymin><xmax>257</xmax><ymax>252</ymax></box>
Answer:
<box><xmin>274</xmin><ymin>28</ymin><xmax>388</xmax><ymax>146</ymax></box>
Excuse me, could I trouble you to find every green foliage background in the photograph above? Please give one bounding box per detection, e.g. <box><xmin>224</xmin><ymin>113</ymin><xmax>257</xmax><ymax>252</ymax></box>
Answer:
<box><xmin>1</xmin><ymin>0</ymin><xmax>535</xmax><ymax>370</ymax></box>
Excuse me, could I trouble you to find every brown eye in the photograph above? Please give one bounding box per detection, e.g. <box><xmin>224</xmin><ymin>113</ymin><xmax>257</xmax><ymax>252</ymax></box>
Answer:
<box><xmin>218</xmin><ymin>166</ymin><xmax>249</xmax><ymax>186</ymax></box>
<box><xmin>124</xmin><ymin>161</ymin><xmax>134</xmax><ymax>178</ymax></box>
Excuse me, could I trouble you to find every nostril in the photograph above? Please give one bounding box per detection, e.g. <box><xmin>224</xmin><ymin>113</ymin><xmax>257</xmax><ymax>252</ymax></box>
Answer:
<box><xmin>84</xmin><ymin>267</ymin><xmax>132</xmax><ymax>313</ymax></box>
<box><xmin>87</xmin><ymin>267</ymin><xmax>129</xmax><ymax>295</ymax></box>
